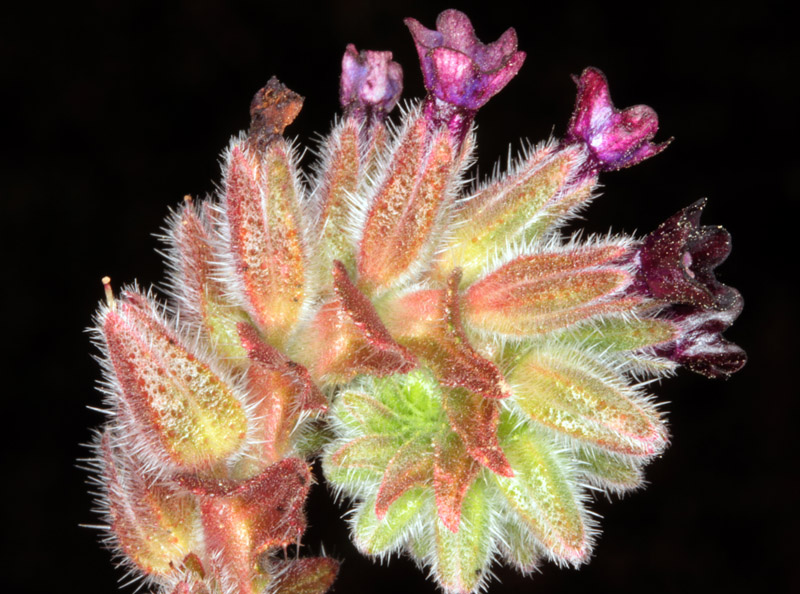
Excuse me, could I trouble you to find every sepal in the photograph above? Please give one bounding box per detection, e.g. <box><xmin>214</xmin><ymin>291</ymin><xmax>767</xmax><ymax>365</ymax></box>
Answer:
<box><xmin>300</xmin><ymin>261</ymin><xmax>417</xmax><ymax>383</ymax></box>
<box><xmin>384</xmin><ymin>271</ymin><xmax>511</xmax><ymax>400</ymax></box>
<box><xmin>357</xmin><ymin>117</ymin><xmax>459</xmax><ymax>294</ymax></box>
<box><xmin>435</xmin><ymin>144</ymin><xmax>593</xmax><ymax>283</ymax></box>
<box><xmin>433</xmin><ymin>430</ymin><xmax>481</xmax><ymax>532</ymax></box>
<box><xmin>442</xmin><ymin>388</ymin><xmax>513</xmax><ymax>477</ymax></box>
<box><xmin>164</xmin><ymin>198</ymin><xmax>249</xmax><ymax>362</ymax></box>
<box><xmin>310</xmin><ymin>119</ymin><xmax>362</xmax><ymax>289</ymax></box>
<box><xmin>222</xmin><ymin>140</ymin><xmax>308</xmax><ymax>349</ymax></box>
<box><xmin>508</xmin><ymin>345</ymin><xmax>668</xmax><ymax>456</ymax></box>
<box><xmin>100</xmin><ymin>290</ymin><xmax>248</xmax><ymax>473</ymax></box>
<box><xmin>464</xmin><ymin>243</ymin><xmax>637</xmax><ymax>337</ymax></box>
<box><xmin>99</xmin><ymin>431</ymin><xmax>199</xmax><ymax>576</ymax></box>
<box><xmin>187</xmin><ymin>458</ymin><xmax>311</xmax><ymax>594</ymax></box>
<box><xmin>238</xmin><ymin>323</ymin><xmax>327</xmax><ymax>465</ymax></box>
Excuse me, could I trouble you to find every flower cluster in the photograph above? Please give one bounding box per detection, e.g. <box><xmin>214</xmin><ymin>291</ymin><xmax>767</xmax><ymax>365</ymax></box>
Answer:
<box><xmin>87</xmin><ymin>8</ymin><xmax>744</xmax><ymax>594</ymax></box>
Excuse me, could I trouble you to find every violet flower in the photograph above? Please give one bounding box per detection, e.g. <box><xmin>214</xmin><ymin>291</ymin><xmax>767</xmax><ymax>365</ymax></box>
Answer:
<box><xmin>405</xmin><ymin>9</ymin><xmax>525</xmax><ymax>139</ymax></box>
<box><xmin>566</xmin><ymin>67</ymin><xmax>670</xmax><ymax>172</ymax></box>
<box><xmin>637</xmin><ymin>199</ymin><xmax>746</xmax><ymax>377</ymax></box>
<box><xmin>657</xmin><ymin>293</ymin><xmax>747</xmax><ymax>378</ymax></box>
<box><xmin>638</xmin><ymin>199</ymin><xmax>737</xmax><ymax>309</ymax></box>
<box><xmin>339</xmin><ymin>44</ymin><xmax>403</xmax><ymax>123</ymax></box>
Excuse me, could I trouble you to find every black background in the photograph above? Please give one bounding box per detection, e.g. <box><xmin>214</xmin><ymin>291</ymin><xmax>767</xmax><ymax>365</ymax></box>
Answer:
<box><xmin>3</xmin><ymin>0</ymin><xmax>797</xmax><ymax>592</ymax></box>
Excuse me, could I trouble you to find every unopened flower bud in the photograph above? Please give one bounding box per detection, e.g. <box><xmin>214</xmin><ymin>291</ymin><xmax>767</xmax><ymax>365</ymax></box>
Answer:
<box><xmin>99</xmin><ymin>431</ymin><xmax>198</xmax><ymax>576</ymax></box>
<box><xmin>100</xmin><ymin>290</ymin><xmax>248</xmax><ymax>473</ymax></box>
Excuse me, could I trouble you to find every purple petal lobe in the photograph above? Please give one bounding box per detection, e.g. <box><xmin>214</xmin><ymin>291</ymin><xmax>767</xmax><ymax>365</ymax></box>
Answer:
<box><xmin>340</xmin><ymin>44</ymin><xmax>403</xmax><ymax>122</ymax></box>
<box><xmin>658</xmin><ymin>291</ymin><xmax>747</xmax><ymax>378</ymax></box>
<box><xmin>405</xmin><ymin>9</ymin><xmax>525</xmax><ymax>112</ymax></box>
<box><xmin>566</xmin><ymin>67</ymin><xmax>669</xmax><ymax>171</ymax></box>
<box><xmin>638</xmin><ymin>199</ymin><xmax>733</xmax><ymax>309</ymax></box>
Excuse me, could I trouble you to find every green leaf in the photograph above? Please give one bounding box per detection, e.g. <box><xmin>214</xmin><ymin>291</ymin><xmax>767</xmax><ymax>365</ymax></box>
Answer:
<box><xmin>433</xmin><ymin>477</ymin><xmax>495</xmax><ymax>594</ymax></box>
<box><xmin>336</xmin><ymin>390</ymin><xmax>399</xmax><ymax>435</ymax></box>
<box><xmin>328</xmin><ymin>435</ymin><xmax>402</xmax><ymax>472</ymax></box>
<box><xmin>353</xmin><ymin>488</ymin><xmax>431</xmax><ymax>556</ymax></box>
<box><xmin>566</xmin><ymin>317</ymin><xmax>678</xmax><ymax>352</ymax></box>
<box><xmin>375</xmin><ymin>435</ymin><xmax>434</xmax><ymax>518</ymax></box>
<box><xmin>509</xmin><ymin>346</ymin><xmax>668</xmax><ymax>456</ymax></box>
<box><xmin>573</xmin><ymin>446</ymin><xmax>644</xmax><ymax>493</ymax></box>
<box><xmin>497</xmin><ymin>517</ymin><xmax>540</xmax><ymax>573</ymax></box>
<box><xmin>376</xmin><ymin>371</ymin><xmax>446</xmax><ymax>429</ymax></box>
<box><xmin>492</xmin><ymin>422</ymin><xmax>589</xmax><ymax>564</ymax></box>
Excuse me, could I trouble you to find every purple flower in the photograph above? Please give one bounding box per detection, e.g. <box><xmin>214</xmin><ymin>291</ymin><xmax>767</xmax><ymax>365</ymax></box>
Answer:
<box><xmin>566</xmin><ymin>67</ymin><xmax>670</xmax><ymax>172</ymax></box>
<box><xmin>638</xmin><ymin>199</ymin><xmax>737</xmax><ymax>310</ymax></box>
<box><xmin>404</xmin><ymin>9</ymin><xmax>526</xmax><ymax>111</ymax></box>
<box><xmin>340</xmin><ymin>44</ymin><xmax>403</xmax><ymax>121</ymax></box>
<box><xmin>657</xmin><ymin>294</ymin><xmax>747</xmax><ymax>378</ymax></box>
<box><xmin>636</xmin><ymin>199</ymin><xmax>746</xmax><ymax>377</ymax></box>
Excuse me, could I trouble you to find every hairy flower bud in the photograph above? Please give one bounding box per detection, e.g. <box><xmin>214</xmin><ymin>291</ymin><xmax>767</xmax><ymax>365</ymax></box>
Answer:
<box><xmin>185</xmin><ymin>458</ymin><xmax>312</xmax><ymax>594</ymax></box>
<box><xmin>98</xmin><ymin>432</ymin><xmax>199</xmax><ymax>577</ymax></box>
<box><xmin>99</xmin><ymin>290</ymin><xmax>248</xmax><ymax>473</ymax></box>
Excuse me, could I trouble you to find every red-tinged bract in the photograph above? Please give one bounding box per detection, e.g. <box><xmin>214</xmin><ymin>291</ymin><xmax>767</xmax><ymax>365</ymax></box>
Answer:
<box><xmin>190</xmin><ymin>458</ymin><xmax>311</xmax><ymax>594</ymax></box>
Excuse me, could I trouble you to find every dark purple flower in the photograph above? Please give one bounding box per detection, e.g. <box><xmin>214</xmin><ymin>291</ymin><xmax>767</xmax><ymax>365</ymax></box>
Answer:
<box><xmin>340</xmin><ymin>44</ymin><xmax>403</xmax><ymax>122</ymax></box>
<box><xmin>657</xmin><ymin>293</ymin><xmax>746</xmax><ymax>378</ymax></box>
<box><xmin>404</xmin><ymin>9</ymin><xmax>525</xmax><ymax>112</ymax></box>
<box><xmin>566</xmin><ymin>67</ymin><xmax>670</xmax><ymax>172</ymax></box>
<box><xmin>636</xmin><ymin>199</ymin><xmax>746</xmax><ymax>377</ymax></box>
<box><xmin>638</xmin><ymin>199</ymin><xmax>737</xmax><ymax>310</ymax></box>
